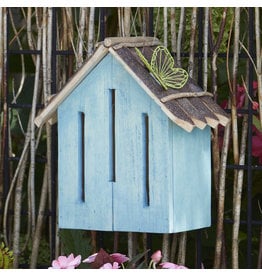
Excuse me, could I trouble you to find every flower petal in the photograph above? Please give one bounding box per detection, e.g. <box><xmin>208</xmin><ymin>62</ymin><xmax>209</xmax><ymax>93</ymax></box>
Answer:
<box><xmin>83</xmin><ymin>253</ymin><xmax>98</xmax><ymax>263</ymax></box>
<box><xmin>100</xmin><ymin>263</ymin><xmax>113</xmax><ymax>269</ymax></box>
<box><xmin>51</xmin><ymin>260</ymin><xmax>61</xmax><ymax>269</ymax></box>
<box><xmin>160</xmin><ymin>262</ymin><xmax>188</xmax><ymax>269</ymax></box>
<box><xmin>68</xmin><ymin>254</ymin><xmax>81</xmax><ymax>267</ymax></box>
<box><xmin>110</xmin><ymin>253</ymin><xmax>129</xmax><ymax>264</ymax></box>
<box><xmin>57</xmin><ymin>256</ymin><xmax>69</xmax><ymax>268</ymax></box>
<box><xmin>151</xmin><ymin>250</ymin><xmax>162</xmax><ymax>264</ymax></box>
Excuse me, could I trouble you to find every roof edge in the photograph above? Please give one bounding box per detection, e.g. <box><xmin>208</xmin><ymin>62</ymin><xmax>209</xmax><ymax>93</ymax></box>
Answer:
<box><xmin>108</xmin><ymin>47</ymin><xmax>197</xmax><ymax>132</ymax></box>
<box><xmin>34</xmin><ymin>44</ymin><xmax>109</xmax><ymax>128</ymax></box>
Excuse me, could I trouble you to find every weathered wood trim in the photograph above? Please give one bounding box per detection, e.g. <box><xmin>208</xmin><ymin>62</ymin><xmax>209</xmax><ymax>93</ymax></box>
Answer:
<box><xmin>201</xmin><ymin>97</ymin><xmax>230</xmax><ymax>126</ymax></box>
<box><xmin>34</xmin><ymin>45</ymin><xmax>109</xmax><ymax>127</ymax></box>
<box><xmin>160</xmin><ymin>91</ymin><xmax>213</xmax><ymax>103</ymax></box>
<box><xmin>103</xmin><ymin>36</ymin><xmax>160</xmax><ymax>48</ymax></box>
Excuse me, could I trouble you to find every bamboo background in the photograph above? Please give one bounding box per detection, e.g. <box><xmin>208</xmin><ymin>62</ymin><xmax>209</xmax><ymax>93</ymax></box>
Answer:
<box><xmin>0</xmin><ymin>7</ymin><xmax>261</xmax><ymax>269</ymax></box>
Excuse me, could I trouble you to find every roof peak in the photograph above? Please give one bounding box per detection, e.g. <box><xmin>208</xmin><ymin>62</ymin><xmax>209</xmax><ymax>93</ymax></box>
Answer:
<box><xmin>96</xmin><ymin>36</ymin><xmax>161</xmax><ymax>50</ymax></box>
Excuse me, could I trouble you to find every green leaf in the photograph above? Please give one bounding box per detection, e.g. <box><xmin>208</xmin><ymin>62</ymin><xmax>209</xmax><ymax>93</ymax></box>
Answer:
<box><xmin>253</xmin><ymin>115</ymin><xmax>262</xmax><ymax>132</ymax></box>
<box><xmin>125</xmin><ymin>249</ymin><xmax>150</xmax><ymax>269</ymax></box>
<box><xmin>59</xmin><ymin>229</ymin><xmax>92</xmax><ymax>268</ymax></box>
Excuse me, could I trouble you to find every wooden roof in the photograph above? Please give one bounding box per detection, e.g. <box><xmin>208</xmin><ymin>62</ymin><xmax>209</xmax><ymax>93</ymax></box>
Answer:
<box><xmin>35</xmin><ymin>36</ymin><xmax>230</xmax><ymax>132</ymax></box>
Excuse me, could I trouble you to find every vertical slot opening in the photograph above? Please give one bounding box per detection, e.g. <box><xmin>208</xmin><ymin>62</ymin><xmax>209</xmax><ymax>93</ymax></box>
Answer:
<box><xmin>142</xmin><ymin>113</ymin><xmax>150</xmax><ymax>206</ymax></box>
<box><xmin>79</xmin><ymin>111</ymin><xmax>85</xmax><ymax>202</ymax></box>
<box><xmin>109</xmin><ymin>89</ymin><xmax>116</xmax><ymax>182</ymax></box>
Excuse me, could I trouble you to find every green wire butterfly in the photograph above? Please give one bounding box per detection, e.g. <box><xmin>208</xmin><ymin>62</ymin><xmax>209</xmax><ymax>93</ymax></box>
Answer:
<box><xmin>135</xmin><ymin>46</ymin><xmax>188</xmax><ymax>90</ymax></box>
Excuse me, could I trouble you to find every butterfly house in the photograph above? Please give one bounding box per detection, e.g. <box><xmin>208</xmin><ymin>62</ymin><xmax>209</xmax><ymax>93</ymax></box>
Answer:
<box><xmin>35</xmin><ymin>37</ymin><xmax>229</xmax><ymax>233</ymax></box>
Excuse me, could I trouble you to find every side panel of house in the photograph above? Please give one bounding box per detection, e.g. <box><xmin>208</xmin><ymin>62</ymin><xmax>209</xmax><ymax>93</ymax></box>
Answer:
<box><xmin>172</xmin><ymin>125</ymin><xmax>211</xmax><ymax>232</ymax></box>
<box><xmin>58</xmin><ymin>55</ymin><xmax>114</xmax><ymax>231</ymax></box>
<box><xmin>112</xmin><ymin>57</ymin><xmax>174</xmax><ymax>233</ymax></box>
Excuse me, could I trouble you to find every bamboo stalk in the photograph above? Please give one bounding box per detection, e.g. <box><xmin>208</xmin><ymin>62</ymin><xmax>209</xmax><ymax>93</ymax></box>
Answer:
<box><xmin>170</xmin><ymin>233</ymin><xmax>178</xmax><ymax>263</ymax></box>
<box><xmin>210</xmin><ymin>7</ymin><xmax>228</xmax><ymax>192</ymax></box>
<box><xmin>177</xmin><ymin>232</ymin><xmax>187</xmax><ymax>265</ymax></box>
<box><xmin>9</xmin><ymin>9</ymin><xmax>25</xmax><ymax>105</ymax></box>
<box><xmin>0</xmin><ymin>8</ymin><xmax>3</xmax><ymax>88</ymax></box>
<box><xmin>214</xmin><ymin>119</ymin><xmax>231</xmax><ymax>268</ymax></box>
<box><xmin>176</xmin><ymin>8</ymin><xmax>185</xmax><ymax>67</ymax></box>
<box><xmin>142</xmin><ymin>233</ymin><xmax>148</xmax><ymax>263</ymax></box>
<box><xmin>46</xmin><ymin>8</ymin><xmax>55</xmax><ymax>262</ymax></box>
<box><xmin>232</xmin><ymin>112</ymin><xmax>249</xmax><ymax>268</ymax></box>
<box><xmin>255</xmin><ymin>8</ymin><xmax>262</xmax><ymax>127</ymax></box>
<box><xmin>113</xmin><ymin>232</ymin><xmax>119</xmax><ymax>252</ymax></box>
<box><xmin>209</xmin><ymin>7</ymin><xmax>229</xmax><ymax>268</ymax></box>
<box><xmin>90</xmin><ymin>231</ymin><xmax>97</xmax><ymax>252</ymax></box>
<box><xmin>10</xmin><ymin>118</ymin><xmax>31</xmax><ymax>267</ymax></box>
<box><xmin>203</xmin><ymin>7</ymin><xmax>209</xmax><ymax>91</ymax></box>
<box><xmin>42</xmin><ymin>7</ymin><xmax>48</xmax><ymax>103</ymax></box>
<box><xmin>65</xmin><ymin>7</ymin><xmax>77</xmax><ymax>67</ymax></box>
<box><xmin>7</xmin><ymin>7</ymin><xmax>30</xmax><ymax>268</ymax></box>
<box><xmin>170</xmin><ymin>8</ymin><xmax>176</xmax><ymax>53</ymax></box>
<box><xmin>118</xmin><ymin>8</ymin><xmax>123</xmax><ymax>37</ymax></box>
<box><xmin>27</xmin><ymin>8</ymin><xmax>36</xmax><ymax>65</ymax></box>
<box><xmin>188</xmin><ymin>7</ymin><xmax>197</xmax><ymax>79</ymax></box>
<box><xmin>231</xmin><ymin>7</ymin><xmax>240</xmax><ymax>164</ymax></box>
<box><xmin>163</xmin><ymin>7</ymin><xmax>168</xmax><ymax>47</ymax></box>
<box><xmin>0</xmin><ymin>8</ymin><xmax>6</xmax><ymax>221</ymax></box>
<box><xmin>123</xmin><ymin>7</ymin><xmax>131</xmax><ymax>37</ymax></box>
<box><xmin>161</xmin><ymin>233</ymin><xmax>170</xmax><ymax>262</ymax></box>
<box><xmin>29</xmin><ymin>9</ymin><xmax>42</xmax><ymax>239</ymax></box>
<box><xmin>29</xmin><ymin>8</ymin><xmax>53</xmax><ymax>268</ymax></box>
<box><xmin>127</xmin><ymin>232</ymin><xmax>137</xmax><ymax>260</ymax></box>
<box><xmin>30</xmin><ymin>164</ymin><xmax>48</xmax><ymax>268</ymax></box>
<box><xmin>231</xmin><ymin>8</ymin><xmax>241</xmax><ymax>268</ymax></box>
<box><xmin>87</xmin><ymin>7</ymin><xmax>95</xmax><ymax>58</ymax></box>
<box><xmin>77</xmin><ymin>7</ymin><xmax>87</xmax><ymax>68</ymax></box>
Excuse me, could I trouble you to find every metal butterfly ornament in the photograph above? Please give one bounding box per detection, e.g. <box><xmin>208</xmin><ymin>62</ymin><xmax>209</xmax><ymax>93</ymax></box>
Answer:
<box><xmin>135</xmin><ymin>46</ymin><xmax>188</xmax><ymax>90</ymax></box>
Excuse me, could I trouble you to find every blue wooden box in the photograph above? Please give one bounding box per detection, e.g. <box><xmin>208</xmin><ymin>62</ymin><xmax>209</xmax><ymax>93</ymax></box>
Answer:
<box><xmin>35</xmin><ymin>37</ymin><xmax>229</xmax><ymax>233</ymax></box>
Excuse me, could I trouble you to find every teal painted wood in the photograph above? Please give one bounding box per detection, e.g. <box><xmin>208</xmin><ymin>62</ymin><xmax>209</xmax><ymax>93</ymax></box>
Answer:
<box><xmin>112</xmin><ymin>57</ymin><xmax>173</xmax><ymax>233</ymax></box>
<box><xmin>58</xmin><ymin>52</ymin><xmax>211</xmax><ymax>233</ymax></box>
<box><xmin>171</xmin><ymin>125</ymin><xmax>211</xmax><ymax>232</ymax></box>
<box><xmin>58</xmin><ymin>55</ymin><xmax>113</xmax><ymax>231</ymax></box>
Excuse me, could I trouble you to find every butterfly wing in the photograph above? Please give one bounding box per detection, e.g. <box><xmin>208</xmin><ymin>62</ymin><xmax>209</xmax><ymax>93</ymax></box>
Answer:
<box><xmin>135</xmin><ymin>47</ymin><xmax>169</xmax><ymax>89</ymax></box>
<box><xmin>151</xmin><ymin>46</ymin><xmax>188</xmax><ymax>90</ymax></box>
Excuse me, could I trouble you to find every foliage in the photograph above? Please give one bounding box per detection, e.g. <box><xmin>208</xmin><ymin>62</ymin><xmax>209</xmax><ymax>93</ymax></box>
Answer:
<box><xmin>59</xmin><ymin>229</ymin><xmax>93</xmax><ymax>269</ymax></box>
<box><xmin>0</xmin><ymin>242</ymin><xmax>14</xmax><ymax>269</ymax></box>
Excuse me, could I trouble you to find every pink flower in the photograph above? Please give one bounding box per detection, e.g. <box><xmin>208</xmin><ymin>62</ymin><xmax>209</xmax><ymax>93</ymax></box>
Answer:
<box><xmin>100</xmin><ymin>262</ymin><xmax>120</xmax><ymax>269</ymax></box>
<box><xmin>221</xmin><ymin>81</ymin><xmax>258</xmax><ymax>111</ymax></box>
<box><xmin>82</xmin><ymin>253</ymin><xmax>98</xmax><ymax>263</ymax></box>
<box><xmin>252</xmin><ymin>127</ymin><xmax>262</xmax><ymax>164</ymax></box>
<box><xmin>252</xmin><ymin>101</ymin><xmax>259</xmax><ymax>110</ymax></box>
<box><xmin>83</xmin><ymin>251</ymin><xmax>129</xmax><ymax>265</ymax></box>
<box><xmin>151</xmin><ymin>250</ymin><xmax>162</xmax><ymax>264</ymax></box>
<box><xmin>160</xmin><ymin>262</ymin><xmax>188</xmax><ymax>269</ymax></box>
<box><xmin>110</xmin><ymin>253</ymin><xmax>129</xmax><ymax>264</ymax></box>
<box><xmin>236</xmin><ymin>84</ymin><xmax>246</xmax><ymax>109</ymax></box>
<box><xmin>49</xmin><ymin>253</ymin><xmax>81</xmax><ymax>269</ymax></box>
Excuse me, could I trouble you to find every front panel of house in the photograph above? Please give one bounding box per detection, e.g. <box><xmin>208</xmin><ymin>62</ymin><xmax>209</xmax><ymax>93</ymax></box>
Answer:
<box><xmin>58</xmin><ymin>52</ymin><xmax>211</xmax><ymax>233</ymax></box>
<box><xmin>58</xmin><ymin>54</ymin><xmax>174</xmax><ymax>233</ymax></box>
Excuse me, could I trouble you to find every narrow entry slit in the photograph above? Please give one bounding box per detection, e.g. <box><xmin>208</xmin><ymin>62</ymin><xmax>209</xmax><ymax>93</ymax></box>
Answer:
<box><xmin>142</xmin><ymin>113</ymin><xmax>150</xmax><ymax>206</ymax></box>
<box><xmin>109</xmin><ymin>89</ymin><xmax>116</xmax><ymax>182</ymax></box>
<box><xmin>79</xmin><ymin>111</ymin><xmax>85</xmax><ymax>202</ymax></box>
